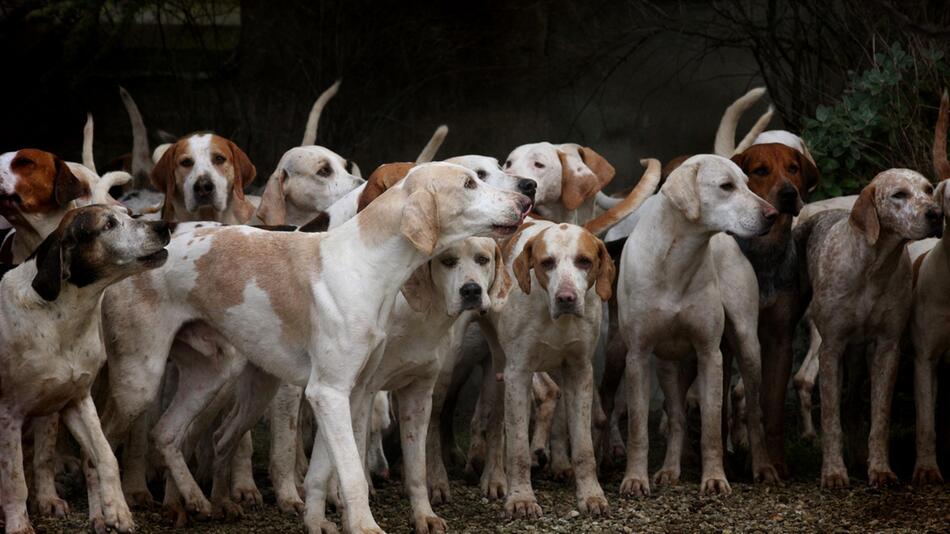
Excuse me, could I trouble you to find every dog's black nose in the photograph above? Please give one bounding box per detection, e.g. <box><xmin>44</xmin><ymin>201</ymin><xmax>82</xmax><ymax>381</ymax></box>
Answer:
<box><xmin>517</xmin><ymin>179</ymin><xmax>537</xmax><ymax>201</ymax></box>
<box><xmin>460</xmin><ymin>282</ymin><xmax>482</xmax><ymax>301</ymax></box>
<box><xmin>153</xmin><ymin>220</ymin><xmax>170</xmax><ymax>235</ymax></box>
<box><xmin>194</xmin><ymin>176</ymin><xmax>215</xmax><ymax>198</ymax></box>
<box><xmin>555</xmin><ymin>291</ymin><xmax>576</xmax><ymax>304</ymax></box>
<box><xmin>926</xmin><ymin>208</ymin><xmax>942</xmax><ymax>224</ymax></box>
<box><xmin>778</xmin><ymin>184</ymin><xmax>798</xmax><ymax>203</ymax></box>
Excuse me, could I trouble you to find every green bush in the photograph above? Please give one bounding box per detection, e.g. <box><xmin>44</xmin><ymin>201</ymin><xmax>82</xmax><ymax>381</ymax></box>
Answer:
<box><xmin>802</xmin><ymin>43</ymin><xmax>949</xmax><ymax>199</ymax></box>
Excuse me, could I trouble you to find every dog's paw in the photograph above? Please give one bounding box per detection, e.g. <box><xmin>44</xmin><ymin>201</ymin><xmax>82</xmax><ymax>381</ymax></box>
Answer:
<box><xmin>212</xmin><ymin>498</ymin><xmax>244</xmax><ymax>521</ymax></box>
<box><xmin>550</xmin><ymin>465</ymin><xmax>574</xmax><ymax>482</ymax></box>
<box><xmin>505</xmin><ymin>496</ymin><xmax>543</xmax><ymax>519</ymax></box>
<box><xmin>754</xmin><ymin>464</ymin><xmax>781</xmax><ymax>485</ymax></box>
<box><xmin>105</xmin><ymin>503</ymin><xmax>136</xmax><ymax>534</ymax></box>
<box><xmin>277</xmin><ymin>494</ymin><xmax>306</xmax><ymax>516</ymax></box>
<box><xmin>412</xmin><ymin>514</ymin><xmax>447</xmax><ymax>534</ymax></box>
<box><xmin>653</xmin><ymin>467</ymin><xmax>680</xmax><ymax>487</ymax></box>
<box><xmin>820</xmin><ymin>467</ymin><xmax>850</xmax><ymax>489</ymax></box>
<box><xmin>480</xmin><ymin>469</ymin><xmax>507</xmax><ymax>500</ymax></box>
<box><xmin>912</xmin><ymin>464</ymin><xmax>944</xmax><ymax>485</ymax></box>
<box><xmin>306</xmin><ymin>520</ymin><xmax>340</xmax><ymax>534</ymax></box>
<box><xmin>619</xmin><ymin>476</ymin><xmax>650</xmax><ymax>497</ymax></box>
<box><xmin>231</xmin><ymin>483</ymin><xmax>263</xmax><ymax>508</ymax></box>
<box><xmin>124</xmin><ymin>489</ymin><xmax>158</xmax><ymax>510</ymax></box>
<box><xmin>531</xmin><ymin>448</ymin><xmax>549</xmax><ymax>469</ymax></box>
<box><xmin>164</xmin><ymin>500</ymin><xmax>189</xmax><ymax>528</ymax></box>
<box><xmin>700</xmin><ymin>476</ymin><xmax>732</xmax><ymax>496</ymax></box>
<box><xmin>868</xmin><ymin>467</ymin><xmax>898</xmax><ymax>488</ymax></box>
<box><xmin>429</xmin><ymin>481</ymin><xmax>451</xmax><ymax>506</ymax></box>
<box><xmin>34</xmin><ymin>495</ymin><xmax>70</xmax><ymax>518</ymax></box>
<box><xmin>577</xmin><ymin>494</ymin><xmax>608</xmax><ymax>517</ymax></box>
<box><xmin>5</xmin><ymin>514</ymin><xmax>35</xmax><ymax>534</ymax></box>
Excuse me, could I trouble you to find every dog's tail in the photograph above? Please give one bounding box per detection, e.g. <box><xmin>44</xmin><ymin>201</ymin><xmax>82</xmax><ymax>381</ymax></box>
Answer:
<box><xmin>302</xmin><ymin>79</ymin><xmax>342</xmax><ymax>146</ymax></box>
<box><xmin>82</xmin><ymin>113</ymin><xmax>97</xmax><ymax>174</ymax></box>
<box><xmin>584</xmin><ymin>158</ymin><xmax>661</xmax><ymax>236</ymax></box>
<box><xmin>714</xmin><ymin>87</ymin><xmax>767</xmax><ymax>156</ymax></box>
<box><xmin>119</xmin><ymin>86</ymin><xmax>153</xmax><ymax>185</ymax></box>
<box><xmin>91</xmin><ymin>171</ymin><xmax>133</xmax><ymax>205</ymax></box>
<box><xmin>416</xmin><ymin>125</ymin><xmax>449</xmax><ymax>163</ymax></box>
<box><xmin>595</xmin><ymin>191</ymin><xmax>623</xmax><ymax>210</ymax></box>
<box><xmin>935</xmin><ymin>89</ymin><xmax>949</xmax><ymax>182</ymax></box>
<box><xmin>733</xmin><ymin>105</ymin><xmax>775</xmax><ymax>155</ymax></box>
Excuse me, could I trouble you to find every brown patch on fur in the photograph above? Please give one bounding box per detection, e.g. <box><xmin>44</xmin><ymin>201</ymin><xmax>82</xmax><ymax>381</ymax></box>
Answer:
<box><xmin>559</xmin><ymin>147</ymin><xmax>615</xmax><ymax>211</ymax></box>
<box><xmin>662</xmin><ymin>155</ymin><xmax>690</xmax><ymax>179</ymax></box>
<box><xmin>358</xmin><ymin>162</ymin><xmax>415</xmax><ymax>212</ymax></box>
<box><xmin>513</xmin><ymin>228</ymin><xmax>551</xmax><ymax>294</ymax></box>
<box><xmin>187</xmin><ymin>229</ymin><xmax>321</xmax><ymax>347</ymax></box>
<box><xmin>4</xmin><ymin>149</ymin><xmax>87</xmax><ymax>215</ymax></box>
<box><xmin>731</xmin><ymin>143</ymin><xmax>819</xmax><ymax>211</ymax></box>
<box><xmin>850</xmin><ymin>183</ymin><xmax>880</xmax><ymax>245</ymax></box>
<box><xmin>500</xmin><ymin>222</ymin><xmax>536</xmax><ymax>261</ymax></box>
<box><xmin>576</xmin><ymin>229</ymin><xmax>616</xmax><ymax>301</ymax></box>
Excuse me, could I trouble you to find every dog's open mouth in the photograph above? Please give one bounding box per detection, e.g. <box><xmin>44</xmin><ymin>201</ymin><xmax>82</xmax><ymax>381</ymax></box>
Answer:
<box><xmin>137</xmin><ymin>248</ymin><xmax>169</xmax><ymax>266</ymax></box>
<box><xmin>492</xmin><ymin>223</ymin><xmax>520</xmax><ymax>237</ymax></box>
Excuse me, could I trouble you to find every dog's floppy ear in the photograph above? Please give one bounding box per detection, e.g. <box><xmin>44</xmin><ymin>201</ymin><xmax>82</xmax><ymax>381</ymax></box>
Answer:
<box><xmin>799</xmin><ymin>151</ymin><xmax>820</xmax><ymax>194</ymax></box>
<box><xmin>257</xmin><ymin>169</ymin><xmax>287</xmax><ymax>225</ymax></box>
<box><xmin>151</xmin><ymin>141</ymin><xmax>179</xmax><ymax>221</ymax></box>
<box><xmin>400</xmin><ymin>188</ymin><xmax>439</xmax><ymax>255</ymax></box>
<box><xmin>593</xmin><ymin>237</ymin><xmax>616</xmax><ymax>302</ymax></box>
<box><xmin>359</xmin><ymin>163</ymin><xmax>414</xmax><ymax>212</ymax></box>
<box><xmin>226</xmin><ymin>139</ymin><xmax>257</xmax><ymax>223</ymax></box>
<box><xmin>512</xmin><ymin>236</ymin><xmax>535</xmax><ymax>295</ymax></box>
<box><xmin>488</xmin><ymin>241</ymin><xmax>512</xmax><ymax>310</ymax></box>
<box><xmin>401</xmin><ymin>262</ymin><xmax>434</xmax><ymax>313</ymax></box>
<box><xmin>934</xmin><ymin>180</ymin><xmax>950</xmax><ymax>215</ymax></box>
<box><xmin>30</xmin><ymin>230</ymin><xmax>74</xmax><ymax>301</ymax></box>
<box><xmin>52</xmin><ymin>157</ymin><xmax>88</xmax><ymax>207</ymax></box>
<box><xmin>662</xmin><ymin>162</ymin><xmax>701</xmax><ymax>221</ymax></box>
<box><xmin>849</xmin><ymin>183</ymin><xmax>880</xmax><ymax>245</ymax></box>
<box><xmin>559</xmin><ymin>147</ymin><xmax>616</xmax><ymax>211</ymax></box>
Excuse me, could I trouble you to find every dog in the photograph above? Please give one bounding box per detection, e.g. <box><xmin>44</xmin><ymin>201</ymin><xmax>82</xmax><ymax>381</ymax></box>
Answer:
<box><xmin>795</xmin><ymin>169</ymin><xmax>941</xmax><ymax>488</ymax></box>
<box><xmin>0</xmin><ymin>205</ymin><xmax>170</xmax><ymax>534</ymax></box>
<box><xmin>617</xmin><ymin>155</ymin><xmax>778</xmax><ymax>496</ymax></box>
<box><xmin>479</xmin><ymin>220</ymin><xmax>615</xmax><ymax>519</ymax></box>
<box><xmin>95</xmin><ymin>162</ymin><xmax>531</xmax><ymax>533</ymax></box>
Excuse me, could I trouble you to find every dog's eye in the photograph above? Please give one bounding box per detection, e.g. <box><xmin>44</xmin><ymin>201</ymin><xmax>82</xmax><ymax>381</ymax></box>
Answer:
<box><xmin>787</xmin><ymin>164</ymin><xmax>799</xmax><ymax>175</ymax></box>
<box><xmin>504</xmin><ymin>160</ymin><xmax>512</xmax><ymax>169</ymax></box>
<box><xmin>104</xmin><ymin>217</ymin><xmax>116</xmax><ymax>230</ymax></box>
<box><xmin>539</xmin><ymin>258</ymin><xmax>556</xmax><ymax>270</ymax></box>
<box><xmin>925</xmin><ymin>185</ymin><xmax>934</xmax><ymax>195</ymax></box>
<box><xmin>180</xmin><ymin>158</ymin><xmax>194</xmax><ymax>168</ymax></box>
<box><xmin>475</xmin><ymin>255</ymin><xmax>490</xmax><ymax>266</ymax></box>
<box><xmin>213</xmin><ymin>154</ymin><xmax>226</xmax><ymax>165</ymax></box>
<box><xmin>317</xmin><ymin>166</ymin><xmax>332</xmax><ymax>177</ymax></box>
<box><xmin>891</xmin><ymin>190</ymin><xmax>908</xmax><ymax>200</ymax></box>
<box><xmin>575</xmin><ymin>256</ymin><xmax>593</xmax><ymax>270</ymax></box>
<box><xmin>465</xmin><ymin>177</ymin><xmax>477</xmax><ymax>189</ymax></box>
<box><xmin>476</xmin><ymin>169</ymin><xmax>487</xmax><ymax>179</ymax></box>
<box><xmin>441</xmin><ymin>257</ymin><xmax>459</xmax><ymax>267</ymax></box>
<box><xmin>753</xmin><ymin>167</ymin><xmax>769</xmax><ymax>176</ymax></box>
<box><xmin>720</xmin><ymin>182</ymin><xmax>736</xmax><ymax>191</ymax></box>
<box><xmin>534</xmin><ymin>161</ymin><xmax>545</xmax><ymax>169</ymax></box>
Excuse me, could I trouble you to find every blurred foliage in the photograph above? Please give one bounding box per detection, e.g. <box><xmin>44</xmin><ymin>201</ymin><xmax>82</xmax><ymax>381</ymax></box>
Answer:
<box><xmin>803</xmin><ymin>43</ymin><xmax>949</xmax><ymax>198</ymax></box>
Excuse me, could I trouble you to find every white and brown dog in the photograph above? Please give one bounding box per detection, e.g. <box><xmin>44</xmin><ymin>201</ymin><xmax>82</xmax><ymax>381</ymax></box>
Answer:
<box><xmin>0</xmin><ymin>205</ymin><xmax>170</xmax><ymax>534</ymax></box>
<box><xmin>95</xmin><ymin>162</ymin><xmax>531</xmax><ymax>533</ymax></box>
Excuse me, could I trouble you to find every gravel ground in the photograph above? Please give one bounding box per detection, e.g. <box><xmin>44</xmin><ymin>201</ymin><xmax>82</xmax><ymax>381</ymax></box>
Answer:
<box><xmin>32</xmin><ymin>442</ymin><xmax>950</xmax><ymax>533</ymax></box>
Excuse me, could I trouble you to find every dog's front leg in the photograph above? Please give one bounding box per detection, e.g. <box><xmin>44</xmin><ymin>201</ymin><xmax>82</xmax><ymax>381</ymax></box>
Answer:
<box><xmin>270</xmin><ymin>383</ymin><xmax>306</xmax><ymax>514</ymax></box>
<box><xmin>503</xmin><ymin>368</ymin><xmax>541</xmax><ymax>519</ymax></box>
<box><xmin>732</xmin><ymin>321</ymin><xmax>780</xmax><ymax>484</ymax></box>
<box><xmin>794</xmin><ymin>320</ymin><xmax>821</xmax><ymax>442</ymax></box>
<box><xmin>31</xmin><ymin>414</ymin><xmax>69</xmax><ymax>518</ymax></box>
<box><xmin>866</xmin><ymin>339</ymin><xmax>900</xmax><ymax>487</ymax></box>
<box><xmin>305</xmin><ymin>381</ymin><xmax>383</xmax><ymax>534</ymax></box>
<box><xmin>562</xmin><ymin>359</ymin><xmax>608</xmax><ymax>517</ymax></box>
<box><xmin>620</xmin><ymin>345</ymin><xmax>652</xmax><ymax>497</ymax></box>
<box><xmin>818</xmin><ymin>337</ymin><xmax>849</xmax><ymax>489</ymax></box>
<box><xmin>0</xmin><ymin>408</ymin><xmax>32</xmax><ymax>534</ymax></box>
<box><xmin>654</xmin><ymin>359</ymin><xmax>685</xmax><ymax>486</ymax></box>
<box><xmin>61</xmin><ymin>395</ymin><xmax>135</xmax><ymax>533</ymax></box>
<box><xmin>478</xmin><ymin>375</ymin><xmax>507</xmax><ymax>500</ymax></box>
<box><xmin>696</xmin><ymin>347</ymin><xmax>731</xmax><ymax>495</ymax></box>
<box><xmin>396</xmin><ymin>378</ymin><xmax>447</xmax><ymax>534</ymax></box>
<box><xmin>912</xmin><ymin>345</ymin><xmax>943</xmax><ymax>484</ymax></box>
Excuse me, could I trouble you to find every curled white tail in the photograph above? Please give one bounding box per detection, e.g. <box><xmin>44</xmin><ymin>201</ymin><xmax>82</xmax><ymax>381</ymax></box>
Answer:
<box><xmin>714</xmin><ymin>87</ymin><xmax>766</xmax><ymax>156</ymax></box>
<box><xmin>118</xmin><ymin>86</ymin><xmax>153</xmax><ymax>183</ymax></box>
<box><xmin>416</xmin><ymin>125</ymin><xmax>449</xmax><ymax>163</ymax></box>
<box><xmin>302</xmin><ymin>79</ymin><xmax>342</xmax><ymax>146</ymax></box>
<box><xmin>734</xmin><ymin>105</ymin><xmax>775</xmax><ymax>155</ymax></box>
<box><xmin>82</xmin><ymin>113</ymin><xmax>96</xmax><ymax>174</ymax></box>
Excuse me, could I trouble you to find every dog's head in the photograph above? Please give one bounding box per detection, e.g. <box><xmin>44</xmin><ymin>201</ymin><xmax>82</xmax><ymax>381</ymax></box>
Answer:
<box><xmin>661</xmin><ymin>154</ymin><xmax>777</xmax><ymax>238</ymax></box>
<box><xmin>513</xmin><ymin>223</ymin><xmax>614</xmax><ymax>319</ymax></box>
<box><xmin>29</xmin><ymin>204</ymin><xmax>171</xmax><ymax>301</ymax></box>
<box><xmin>401</xmin><ymin>237</ymin><xmax>511</xmax><ymax>315</ymax></box>
<box><xmin>395</xmin><ymin>162</ymin><xmax>532</xmax><ymax>256</ymax></box>
<box><xmin>257</xmin><ymin>146</ymin><xmax>363</xmax><ymax>225</ymax></box>
<box><xmin>503</xmin><ymin>142</ymin><xmax>614</xmax><ymax>213</ymax></box>
<box><xmin>850</xmin><ymin>169</ymin><xmax>942</xmax><ymax>245</ymax></box>
<box><xmin>0</xmin><ymin>149</ymin><xmax>88</xmax><ymax>235</ymax></box>
<box><xmin>445</xmin><ymin>155</ymin><xmax>537</xmax><ymax>203</ymax></box>
<box><xmin>151</xmin><ymin>133</ymin><xmax>256</xmax><ymax>222</ymax></box>
<box><xmin>731</xmin><ymin>143</ymin><xmax>819</xmax><ymax>216</ymax></box>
